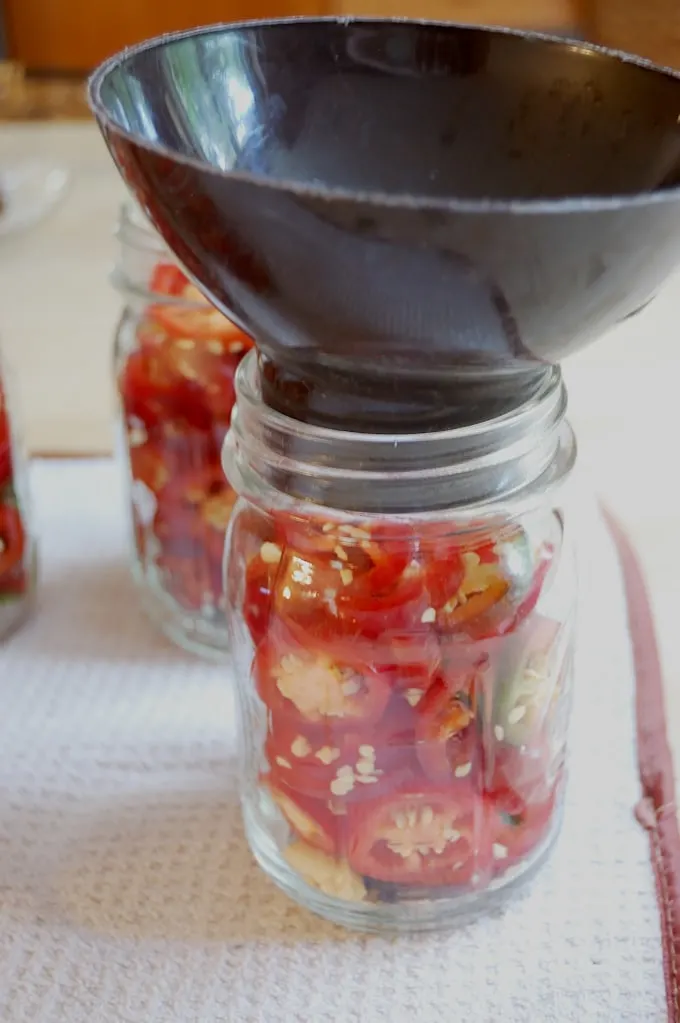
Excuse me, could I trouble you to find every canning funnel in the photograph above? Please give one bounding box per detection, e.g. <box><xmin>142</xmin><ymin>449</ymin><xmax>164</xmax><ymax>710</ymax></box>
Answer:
<box><xmin>90</xmin><ymin>18</ymin><xmax>680</xmax><ymax>428</ymax></box>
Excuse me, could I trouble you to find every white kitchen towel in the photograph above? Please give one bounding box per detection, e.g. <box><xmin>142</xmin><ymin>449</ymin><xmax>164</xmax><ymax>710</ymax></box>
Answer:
<box><xmin>0</xmin><ymin>460</ymin><xmax>666</xmax><ymax>1022</ymax></box>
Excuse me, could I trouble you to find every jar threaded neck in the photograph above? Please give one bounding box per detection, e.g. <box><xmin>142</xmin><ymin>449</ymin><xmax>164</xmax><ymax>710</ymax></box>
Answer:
<box><xmin>224</xmin><ymin>351</ymin><xmax>575</xmax><ymax>515</ymax></box>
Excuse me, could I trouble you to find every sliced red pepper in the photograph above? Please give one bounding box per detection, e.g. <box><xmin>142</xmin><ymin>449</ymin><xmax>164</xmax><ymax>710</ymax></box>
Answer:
<box><xmin>275</xmin><ymin>516</ymin><xmax>414</xmax><ymax>601</ymax></box>
<box><xmin>0</xmin><ymin>392</ymin><xmax>10</xmax><ymax>488</ymax></box>
<box><xmin>266</xmin><ymin>782</ymin><xmax>339</xmax><ymax>855</ymax></box>
<box><xmin>122</xmin><ymin>317</ymin><xmax>245</xmax><ymax>431</ymax></box>
<box><xmin>149</xmin><ymin>276</ymin><xmax>254</xmax><ymax>345</ymax></box>
<box><xmin>266</xmin><ymin>716</ymin><xmax>416</xmax><ymax>804</ymax></box>
<box><xmin>228</xmin><ymin>509</ymin><xmax>283</xmax><ymax>645</ymax></box>
<box><xmin>342</xmin><ymin>520</ymin><xmax>413</xmax><ymax>596</ymax></box>
<box><xmin>243</xmin><ymin>554</ymin><xmax>275</xmax><ymax>647</ymax></box>
<box><xmin>156</xmin><ymin>551</ymin><xmax>221</xmax><ymax>610</ymax></box>
<box><xmin>422</xmin><ymin>528</ymin><xmax>546</xmax><ymax>640</ymax></box>
<box><xmin>127</xmin><ymin>436</ymin><xmax>170</xmax><ymax>494</ymax></box>
<box><xmin>336</xmin><ymin>570</ymin><xmax>433</xmax><ymax>641</ymax></box>
<box><xmin>154</xmin><ymin>467</ymin><xmax>236</xmax><ymax>564</ymax></box>
<box><xmin>0</xmin><ymin>502</ymin><xmax>25</xmax><ymax>578</ymax></box>
<box><xmin>414</xmin><ymin>673</ymin><xmax>481</xmax><ymax>783</ymax></box>
<box><xmin>0</xmin><ymin>443</ymin><xmax>9</xmax><ymax>491</ymax></box>
<box><xmin>373</xmin><ymin>629</ymin><xmax>443</xmax><ymax>702</ymax></box>
<box><xmin>505</xmin><ymin>543</ymin><xmax>555</xmax><ymax>632</ymax></box>
<box><xmin>271</xmin><ymin>534</ymin><xmax>432</xmax><ymax>651</ymax></box>
<box><xmin>487</xmin><ymin>786</ymin><xmax>557</xmax><ymax>872</ymax></box>
<box><xmin>254</xmin><ymin>634</ymin><xmax>392</xmax><ymax>730</ymax></box>
<box><xmin>119</xmin><ymin>348</ymin><xmax>201</xmax><ymax>429</ymax></box>
<box><xmin>228</xmin><ymin>507</ymin><xmax>284</xmax><ymax>578</ymax></box>
<box><xmin>346</xmin><ymin>785</ymin><xmax>483</xmax><ymax>887</ymax></box>
<box><xmin>156</xmin><ymin>334</ymin><xmax>241</xmax><ymax>422</ymax></box>
<box><xmin>488</xmin><ymin>738</ymin><xmax>562</xmax><ymax>816</ymax></box>
<box><xmin>421</xmin><ymin>535</ymin><xmax>466</xmax><ymax>609</ymax></box>
<box><xmin>271</xmin><ymin>546</ymin><xmax>340</xmax><ymax>634</ymax></box>
<box><xmin>149</xmin><ymin>262</ymin><xmax>187</xmax><ymax>298</ymax></box>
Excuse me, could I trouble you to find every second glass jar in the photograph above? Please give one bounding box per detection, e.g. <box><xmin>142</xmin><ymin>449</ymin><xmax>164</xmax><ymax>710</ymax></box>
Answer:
<box><xmin>0</xmin><ymin>349</ymin><xmax>36</xmax><ymax>641</ymax></box>
<box><xmin>224</xmin><ymin>354</ymin><xmax>577</xmax><ymax>932</ymax></box>
<box><xmin>112</xmin><ymin>202</ymin><xmax>253</xmax><ymax>657</ymax></box>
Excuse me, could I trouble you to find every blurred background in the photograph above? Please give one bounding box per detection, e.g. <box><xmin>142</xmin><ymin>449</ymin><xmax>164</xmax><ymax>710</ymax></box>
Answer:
<box><xmin>0</xmin><ymin>0</ymin><xmax>676</xmax><ymax>110</ymax></box>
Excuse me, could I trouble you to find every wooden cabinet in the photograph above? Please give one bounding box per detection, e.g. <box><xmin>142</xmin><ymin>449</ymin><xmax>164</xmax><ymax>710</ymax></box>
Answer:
<box><xmin>6</xmin><ymin>0</ymin><xmax>581</xmax><ymax>72</ymax></box>
<box><xmin>9</xmin><ymin>0</ymin><xmax>676</xmax><ymax>74</ymax></box>
<box><xmin>585</xmin><ymin>0</ymin><xmax>680</xmax><ymax>69</ymax></box>
<box><xmin>4</xmin><ymin>0</ymin><xmax>327</xmax><ymax>72</ymax></box>
<box><xmin>334</xmin><ymin>0</ymin><xmax>576</xmax><ymax>29</ymax></box>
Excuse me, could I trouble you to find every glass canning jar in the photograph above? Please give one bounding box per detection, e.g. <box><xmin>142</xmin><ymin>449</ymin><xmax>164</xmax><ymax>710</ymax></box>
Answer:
<box><xmin>0</xmin><ymin>350</ymin><xmax>36</xmax><ymax>640</ymax></box>
<box><xmin>111</xmin><ymin>202</ymin><xmax>254</xmax><ymax>658</ymax></box>
<box><xmin>223</xmin><ymin>352</ymin><xmax>577</xmax><ymax>933</ymax></box>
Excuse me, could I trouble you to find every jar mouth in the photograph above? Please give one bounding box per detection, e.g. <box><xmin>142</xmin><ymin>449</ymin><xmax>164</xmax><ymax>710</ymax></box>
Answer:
<box><xmin>224</xmin><ymin>351</ymin><xmax>575</xmax><ymax>516</ymax></box>
<box><xmin>239</xmin><ymin>351</ymin><xmax>561</xmax><ymax>447</ymax></box>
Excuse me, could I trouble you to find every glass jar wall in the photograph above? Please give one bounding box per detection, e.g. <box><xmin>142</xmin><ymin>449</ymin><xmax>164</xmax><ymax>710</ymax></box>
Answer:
<box><xmin>223</xmin><ymin>353</ymin><xmax>577</xmax><ymax>932</ymax></box>
<box><xmin>111</xmin><ymin>202</ymin><xmax>253</xmax><ymax>658</ymax></box>
<box><xmin>0</xmin><ymin>352</ymin><xmax>36</xmax><ymax>640</ymax></box>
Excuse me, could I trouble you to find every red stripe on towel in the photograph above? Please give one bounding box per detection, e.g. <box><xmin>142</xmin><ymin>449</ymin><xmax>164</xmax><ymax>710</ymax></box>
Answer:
<box><xmin>602</xmin><ymin>507</ymin><xmax>680</xmax><ymax>1023</ymax></box>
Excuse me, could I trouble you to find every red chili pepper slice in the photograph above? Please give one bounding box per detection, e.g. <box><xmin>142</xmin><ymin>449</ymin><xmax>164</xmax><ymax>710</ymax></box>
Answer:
<box><xmin>489</xmin><ymin>739</ymin><xmax>562</xmax><ymax>816</ymax></box>
<box><xmin>156</xmin><ymin>551</ymin><xmax>220</xmax><ymax>611</ymax></box>
<box><xmin>149</xmin><ymin>262</ymin><xmax>187</xmax><ymax>298</ymax></box>
<box><xmin>271</xmin><ymin>528</ymin><xmax>432</xmax><ymax>651</ymax></box>
<box><xmin>487</xmin><ymin>786</ymin><xmax>557</xmax><ymax>872</ymax></box>
<box><xmin>243</xmin><ymin>555</ymin><xmax>275</xmax><ymax>647</ymax></box>
<box><xmin>271</xmin><ymin>546</ymin><xmax>341</xmax><ymax>636</ymax></box>
<box><xmin>155</xmin><ymin>334</ymin><xmax>242</xmax><ymax>421</ymax></box>
<box><xmin>148</xmin><ymin>270</ymin><xmax>254</xmax><ymax>346</ymax></box>
<box><xmin>228</xmin><ymin>509</ymin><xmax>284</xmax><ymax>645</ymax></box>
<box><xmin>420</xmin><ymin>527</ymin><xmax>545</xmax><ymax>640</ymax></box>
<box><xmin>414</xmin><ymin>674</ymin><xmax>480</xmax><ymax>783</ymax></box>
<box><xmin>254</xmin><ymin>635</ymin><xmax>392</xmax><ymax>730</ymax></box>
<box><xmin>0</xmin><ymin>503</ymin><xmax>25</xmax><ymax>579</ymax></box>
<box><xmin>266</xmin><ymin>716</ymin><xmax>416</xmax><ymax>804</ymax></box>
<box><xmin>504</xmin><ymin>544</ymin><xmax>555</xmax><ymax>632</ymax></box>
<box><xmin>127</xmin><ymin>438</ymin><xmax>170</xmax><ymax>494</ymax></box>
<box><xmin>0</xmin><ymin>392</ymin><xmax>10</xmax><ymax>488</ymax></box>
<box><xmin>266</xmin><ymin>782</ymin><xmax>340</xmax><ymax>855</ymax></box>
<box><xmin>130</xmin><ymin>422</ymin><xmax>222</xmax><ymax>488</ymax></box>
<box><xmin>154</xmin><ymin>467</ymin><xmax>236</xmax><ymax>564</ymax></box>
<box><xmin>346</xmin><ymin>785</ymin><xmax>482</xmax><ymax>886</ymax></box>
<box><xmin>120</xmin><ymin>348</ymin><xmax>199</xmax><ymax>429</ymax></box>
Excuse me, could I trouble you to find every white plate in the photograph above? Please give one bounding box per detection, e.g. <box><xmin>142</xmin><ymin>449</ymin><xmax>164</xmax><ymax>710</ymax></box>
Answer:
<box><xmin>0</xmin><ymin>160</ymin><xmax>70</xmax><ymax>237</ymax></box>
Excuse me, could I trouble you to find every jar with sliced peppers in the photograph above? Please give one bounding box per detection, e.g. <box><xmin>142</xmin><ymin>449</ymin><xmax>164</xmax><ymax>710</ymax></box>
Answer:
<box><xmin>112</xmin><ymin>202</ymin><xmax>254</xmax><ymax>657</ymax></box>
<box><xmin>223</xmin><ymin>353</ymin><xmax>577</xmax><ymax>931</ymax></box>
<box><xmin>0</xmin><ymin>353</ymin><xmax>36</xmax><ymax>640</ymax></box>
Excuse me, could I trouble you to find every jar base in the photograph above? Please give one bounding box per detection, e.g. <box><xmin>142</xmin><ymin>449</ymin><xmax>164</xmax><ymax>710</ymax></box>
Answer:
<box><xmin>131</xmin><ymin>561</ymin><xmax>229</xmax><ymax>661</ymax></box>
<box><xmin>242</xmin><ymin>797</ymin><xmax>563</xmax><ymax>935</ymax></box>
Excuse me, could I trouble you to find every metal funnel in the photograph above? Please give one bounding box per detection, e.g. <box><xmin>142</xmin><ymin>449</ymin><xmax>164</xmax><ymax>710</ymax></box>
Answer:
<box><xmin>90</xmin><ymin>19</ymin><xmax>680</xmax><ymax>428</ymax></box>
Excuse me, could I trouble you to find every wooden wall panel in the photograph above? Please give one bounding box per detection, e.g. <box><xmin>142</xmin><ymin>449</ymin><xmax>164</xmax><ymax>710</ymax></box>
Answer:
<box><xmin>333</xmin><ymin>0</ymin><xmax>576</xmax><ymax>30</ymax></box>
<box><xmin>5</xmin><ymin>0</ymin><xmax>326</xmax><ymax>72</ymax></box>
<box><xmin>587</xmin><ymin>0</ymin><xmax>680</xmax><ymax>70</ymax></box>
<box><xmin>12</xmin><ymin>0</ymin><xmax>670</xmax><ymax>76</ymax></box>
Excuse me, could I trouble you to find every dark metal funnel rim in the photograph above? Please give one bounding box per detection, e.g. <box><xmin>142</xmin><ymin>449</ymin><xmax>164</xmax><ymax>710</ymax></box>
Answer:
<box><xmin>89</xmin><ymin>15</ymin><xmax>680</xmax><ymax>216</ymax></box>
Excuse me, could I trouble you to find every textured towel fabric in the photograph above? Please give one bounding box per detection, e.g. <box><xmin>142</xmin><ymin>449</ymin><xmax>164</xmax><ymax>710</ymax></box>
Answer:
<box><xmin>0</xmin><ymin>461</ymin><xmax>666</xmax><ymax>1022</ymax></box>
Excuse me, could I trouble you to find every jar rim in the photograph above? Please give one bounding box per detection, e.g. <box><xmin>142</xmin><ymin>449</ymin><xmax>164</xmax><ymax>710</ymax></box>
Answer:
<box><xmin>224</xmin><ymin>351</ymin><xmax>576</xmax><ymax>516</ymax></box>
<box><xmin>236</xmin><ymin>351</ymin><xmax>562</xmax><ymax>447</ymax></box>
